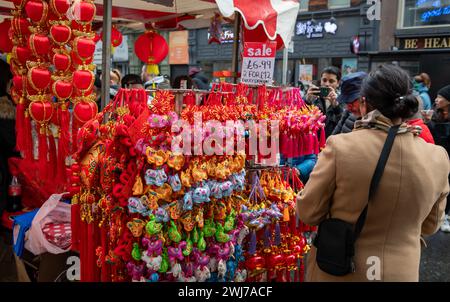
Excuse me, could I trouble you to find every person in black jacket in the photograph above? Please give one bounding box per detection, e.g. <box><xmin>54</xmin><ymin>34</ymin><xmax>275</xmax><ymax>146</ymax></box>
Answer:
<box><xmin>424</xmin><ymin>84</ymin><xmax>450</xmax><ymax>232</ymax></box>
<box><xmin>332</xmin><ymin>72</ymin><xmax>367</xmax><ymax>135</ymax></box>
<box><xmin>305</xmin><ymin>66</ymin><xmax>343</xmax><ymax>138</ymax></box>
<box><xmin>0</xmin><ymin>59</ymin><xmax>16</xmax><ymax>216</ymax></box>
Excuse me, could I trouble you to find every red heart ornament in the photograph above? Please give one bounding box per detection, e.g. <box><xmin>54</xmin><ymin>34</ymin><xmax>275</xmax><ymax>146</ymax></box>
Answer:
<box><xmin>29</xmin><ymin>34</ymin><xmax>51</xmax><ymax>57</ymax></box>
<box><xmin>52</xmin><ymin>80</ymin><xmax>73</xmax><ymax>100</ymax></box>
<box><xmin>29</xmin><ymin>100</ymin><xmax>54</xmax><ymax>123</ymax></box>
<box><xmin>53</xmin><ymin>52</ymin><xmax>72</xmax><ymax>72</ymax></box>
<box><xmin>73</xmin><ymin>37</ymin><xmax>95</xmax><ymax>60</ymax></box>
<box><xmin>25</xmin><ymin>0</ymin><xmax>49</xmax><ymax>25</ymax></box>
<box><xmin>73</xmin><ymin>1</ymin><xmax>96</xmax><ymax>24</ymax></box>
<box><xmin>29</xmin><ymin>67</ymin><xmax>51</xmax><ymax>91</ymax></box>
<box><xmin>12</xmin><ymin>46</ymin><xmax>32</xmax><ymax>65</ymax></box>
<box><xmin>50</xmin><ymin>24</ymin><xmax>71</xmax><ymax>44</ymax></box>
<box><xmin>73</xmin><ymin>101</ymin><xmax>98</xmax><ymax>123</ymax></box>
<box><xmin>50</xmin><ymin>0</ymin><xmax>70</xmax><ymax>16</ymax></box>
<box><xmin>73</xmin><ymin>69</ymin><xmax>94</xmax><ymax>91</ymax></box>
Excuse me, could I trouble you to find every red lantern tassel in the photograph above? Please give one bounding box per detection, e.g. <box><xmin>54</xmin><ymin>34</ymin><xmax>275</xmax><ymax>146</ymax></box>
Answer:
<box><xmin>48</xmin><ymin>134</ymin><xmax>57</xmax><ymax>179</ymax></box>
<box><xmin>71</xmin><ymin>202</ymin><xmax>80</xmax><ymax>251</ymax></box>
<box><xmin>299</xmin><ymin>259</ymin><xmax>305</xmax><ymax>282</ymax></box>
<box><xmin>23</xmin><ymin>111</ymin><xmax>33</xmax><ymax>161</ymax></box>
<box><xmin>15</xmin><ymin>101</ymin><xmax>25</xmax><ymax>153</ymax></box>
<box><xmin>37</xmin><ymin>125</ymin><xmax>48</xmax><ymax>180</ymax></box>
<box><xmin>57</xmin><ymin>107</ymin><xmax>70</xmax><ymax>180</ymax></box>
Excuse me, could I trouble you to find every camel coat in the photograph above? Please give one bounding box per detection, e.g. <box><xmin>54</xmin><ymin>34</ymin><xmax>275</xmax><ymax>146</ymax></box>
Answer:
<box><xmin>297</xmin><ymin>115</ymin><xmax>450</xmax><ymax>282</ymax></box>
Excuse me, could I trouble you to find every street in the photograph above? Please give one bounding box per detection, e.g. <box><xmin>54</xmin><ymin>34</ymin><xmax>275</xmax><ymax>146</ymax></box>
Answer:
<box><xmin>420</xmin><ymin>232</ymin><xmax>450</xmax><ymax>282</ymax></box>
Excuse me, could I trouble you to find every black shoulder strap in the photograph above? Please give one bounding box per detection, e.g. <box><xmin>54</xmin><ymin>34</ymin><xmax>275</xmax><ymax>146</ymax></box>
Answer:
<box><xmin>354</xmin><ymin>124</ymin><xmax>401</xmax><ymax>241</ymax></box>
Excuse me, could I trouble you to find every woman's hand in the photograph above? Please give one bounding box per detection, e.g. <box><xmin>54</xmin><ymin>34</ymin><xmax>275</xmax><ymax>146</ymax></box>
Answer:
<box><xmin>325</xmin><ymin>87</ymin><xmax>339</xmax><ymax>108</ymax></box>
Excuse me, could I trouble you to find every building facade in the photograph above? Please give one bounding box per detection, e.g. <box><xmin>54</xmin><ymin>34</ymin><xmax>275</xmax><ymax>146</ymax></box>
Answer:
<box><xmin>360</xmin><ymin>0</ymin><xmax>450</xmax><ymax>99</ymax></box>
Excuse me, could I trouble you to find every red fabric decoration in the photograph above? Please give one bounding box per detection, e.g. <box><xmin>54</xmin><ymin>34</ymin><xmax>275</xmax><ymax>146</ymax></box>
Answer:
<box><xmin>73</xmin><ymin>69</ymin><xmax>94</xmax><ymax>92</ymax></box>
<box><xmin>72</xmin><ymin>1</ymin><xmax>96</xmax><ymax>24</ymax></box>
<box><xmin>73</xmin><ymin>100</ymin><xmax>98</xmax><ymax>124</ymax></box>
<box><xmin>50</xmin><ymin>24</ymin><xmax>72</xmax><ymax>44</ymax></box>
<box><xmin>52</xmin><ymin>79</ymin><xmax>73</xmax><ymax>100</ymax></box>
<box><xmin>73</xmin><ymin>36</ymin><xmax>96</xmax><ymax>61</ymax></box>
<box><xmin>28</xmin><ymin>66</ymin><xmax>51</xmax><ymax>91</ymax></box>
<box><xmin>53</xmin><ymin>52</ymin><xmax>72</xmax><ymax>72</ymax></box>
<box><xmin>25</xmin><ymin>0</ymin><xmax>49</xmax><ymax>25</ymax></box>
<box><xmin>12</xmin><ymin>46</ymin><xmax>32</xmax><ymax>65</ymax></box>
<box><xmin>134</xmin><ymin>31</ymin><xmax>168</xmax><ymax>65</ymax></box>
<box><xmin>111</xmin><ymin>26</ymin><xmax>123</xmax><ymax>47</ymax></box>
<box><xmin>243</xmin><ymin>25</ymin><xmax>284</xmax><ymax>51</ymax></box>
<box><xmin>28</xmin><ymin>33</ymin><xmax>51</xmax><ymax>57</ymax></box>
<box><xmin>11</xmin><ymin>17</ymin><xmax>30</xmax><ymax>37</ymax></box>
<box><xmin>50</xmin><ymin>0</ymin><xmax>71</xmax><ymax>17</ymax></box>
<box><xmin>0</xmin><ymin>20</ymin><xmax>13</xmax><ymax>53</ymax></box>
<box><xmin>29</xmin><ymin>100</ymin><xmax>54</xmax><ymax>123</ymax></box>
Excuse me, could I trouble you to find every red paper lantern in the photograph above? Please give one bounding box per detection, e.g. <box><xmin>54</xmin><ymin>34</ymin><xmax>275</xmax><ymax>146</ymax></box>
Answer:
<box><xmin>28</xmin><ymin>66</ymin><xmax>51</xmax><ymax>91</ymax></box>
<box><xmin>25</xmin><ymin>0</ymin><xmax>49</xmax><ymax>25</ymax></box>
<box><xmin>29</xmin><ymin>100</ymin><xmax>54</xmax><ymax>123</ymax></box>
<box><xmin>73</xmin><ymin>100</ymin><xmax>98</xmax><ymax>123</ymax></box>
<box><xmin>243</xmin><ymin>25</ymin><xmax>284</xmax><ymax>51</ymax></box>
<box><xmin>134</xmin><ymin>31</ymin><xmax>168</xmax><ymax>65</ymax></box>
<box><xmin>50</xmin><ymin>24</ymin><xmax>72</xmax><ymax>44</ymax></box>
<box><xmin>0</xmin><ymin>20</ymin><xmax>13</xmax><ymax>53</ymax></box>
<box><xmin>111</xmin><ymin>26</ymin><xmax>123</xmax><ymax>47</ymax></box>
<box><xmin>29</xmin><ymin>33</ymin><xmax>51</xmax><ymax>57</ymax></box>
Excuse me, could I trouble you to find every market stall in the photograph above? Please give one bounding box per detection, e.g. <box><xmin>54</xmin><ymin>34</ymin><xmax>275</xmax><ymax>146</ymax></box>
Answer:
<box><xmin>0</xmin><ymin>0</ymin><xmax>324</xmax><ymax>283</ymax></box>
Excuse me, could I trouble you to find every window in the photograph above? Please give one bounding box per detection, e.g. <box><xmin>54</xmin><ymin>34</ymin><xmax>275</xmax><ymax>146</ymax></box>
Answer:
<box><xmin>328</xmin><ymin>0</ymin><xmax>351</xmax><ymax>9</ymax></box>
<box><xmin>399</xmin><ymin>0</ymin><xmax>450</xmax><ymax>28</ymax></box>
<box><xmin>299</xmin><ymin>0</ymin><xmax>309</xmax><ymax>12</ymax></box>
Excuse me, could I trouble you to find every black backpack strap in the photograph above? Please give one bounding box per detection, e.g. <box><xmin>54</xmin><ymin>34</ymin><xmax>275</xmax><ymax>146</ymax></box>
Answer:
<box><xmin>353</xmin><ymin>124</ymin><xmax>401</xmax><ymax>241</ymax></box>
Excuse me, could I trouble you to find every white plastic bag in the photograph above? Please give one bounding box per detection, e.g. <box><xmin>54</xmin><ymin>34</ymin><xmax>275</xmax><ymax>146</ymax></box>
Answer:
<box><xmin>25</xmin><ymin>193</ymin><xmax>71</xmax><ymax>255</ymax></box>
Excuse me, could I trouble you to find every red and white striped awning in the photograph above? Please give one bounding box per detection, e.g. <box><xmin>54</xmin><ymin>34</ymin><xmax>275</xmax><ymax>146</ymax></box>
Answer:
<box><xmin>216</xmin><ymin>0</ymin><xmax>299</xmax><ymax>47</ymax></box>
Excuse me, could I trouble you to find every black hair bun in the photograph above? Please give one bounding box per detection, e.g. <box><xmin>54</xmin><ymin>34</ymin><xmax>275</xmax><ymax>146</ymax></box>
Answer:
<box><xmin>390</xmin><ymin>94</ymin><xmax>418</xmax><ymax>119</ymax></box>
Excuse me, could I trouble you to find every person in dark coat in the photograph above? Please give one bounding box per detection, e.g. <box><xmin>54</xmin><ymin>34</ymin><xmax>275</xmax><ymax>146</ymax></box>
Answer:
<box><xmin>424</xmin><ymin>85</ymin><xmax>450</xmax><ymax>232</ymax></box>
<box><xmin>305</xmin><ymin>66</ymin><xmax>344</xmax><ymax>138</ymax></box>
<box><xmin>189</xmin><ymin>67</ymin><xmax>210</xmax><ymax>90</ymax></box>
<box><xmin>332</xmin><ymin>72</ymin><xmax>367</xmax><ymax>135</ymax></box>
<box><xmin>0</xmin><ymin>59</ymin><xmax>16</xmax><ymax>216</ymax></box>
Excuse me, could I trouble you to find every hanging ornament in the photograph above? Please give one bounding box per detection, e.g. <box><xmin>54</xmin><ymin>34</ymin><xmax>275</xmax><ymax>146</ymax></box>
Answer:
<box><xmin>134</xmin><ymin>30</ymin><xmax>168</xmax><ymax>76</ymax></box>
<box><xmin>111</xmin><ymin>26</ymin><xmax>123</xmax><ymax>47</ymax></box>
<box><xmin>208</xmin><ymin>12</ymin><xmax>222</xmax><ymax>45</ymax></box>
<box><xmin>0</xmin><ymin>20</ymin><xmax>13</xmax><ymax>53</ymax></box>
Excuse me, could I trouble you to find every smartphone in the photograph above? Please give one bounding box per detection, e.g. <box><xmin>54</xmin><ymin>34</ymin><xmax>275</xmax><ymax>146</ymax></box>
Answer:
<box><xmin>320</xmin><ymin>87</ymin><xmax>331</xmax><ymax>98</ymax></box>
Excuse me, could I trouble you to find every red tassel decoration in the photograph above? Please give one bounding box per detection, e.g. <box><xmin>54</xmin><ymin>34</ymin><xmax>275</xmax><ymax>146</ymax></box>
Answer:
<box><xmin>15</xmin><ymin>101</ymin><xmax>25</xmax><ymax>153</ymax></box>
<box><xmin>100</xmin><ymin>226</ymin><xmax>109</xmax><ymax>282</ymax></box>
<box><xmin>48</xmin><ymin>134</ymin><xmax>57</xmax><ymax>179</ymax></box>
<box><xmin>57</xmin><ymin>106</ymin><xmax>70</xmax><ymax>180</ymax></box>
<box><xmin>38</xmin><ymin>125</ymin><xmax>49</xmax><ymax>180</ymax></box>
<box><xmin>23</xmin><ymin>111</ymin><xmax>33</xmax><ymax>161</ymax></box>
<box><xmin>319</xmin><ymin>127</ymin><xmax>326</xmax><ymax>150</ymax></box>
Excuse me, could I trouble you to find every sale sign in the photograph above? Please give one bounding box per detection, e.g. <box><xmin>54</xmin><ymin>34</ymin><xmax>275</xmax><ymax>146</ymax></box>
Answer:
<box><xmin>241</xmin><ymin>41</ymin><xmax>277</xmax><ymax>85</ymax></box>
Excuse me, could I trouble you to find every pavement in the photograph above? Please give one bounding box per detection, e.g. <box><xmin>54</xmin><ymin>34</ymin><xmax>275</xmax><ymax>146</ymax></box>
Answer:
<box><xmin>420</xmin><ymin>230</ymin><xmax>450</xmax><ymax>282</ymax></box>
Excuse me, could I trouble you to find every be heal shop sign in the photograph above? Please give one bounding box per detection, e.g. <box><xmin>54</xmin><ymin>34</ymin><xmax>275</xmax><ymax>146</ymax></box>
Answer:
<box><xmin>241</xmin><ymin>41</ymin><xmax>277</xmax><ymax>85</ymax></box>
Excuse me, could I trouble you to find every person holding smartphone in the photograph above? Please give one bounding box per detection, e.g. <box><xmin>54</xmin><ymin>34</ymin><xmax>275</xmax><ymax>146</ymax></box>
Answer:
<box><xmin>305</xmin><ymin>66</ymin><xmax>344</xmax><ymax>138</ymax></box>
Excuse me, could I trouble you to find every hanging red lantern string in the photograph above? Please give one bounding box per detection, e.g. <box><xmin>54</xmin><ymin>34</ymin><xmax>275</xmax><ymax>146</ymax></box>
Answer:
<box><xmin>49</xmin><ymin>0</ymin><xmax>72</xmax><ymax>182</ymax></box>
<box><xmin>134</xmin><ymin>29</ymin><xmax>168</xmax><ymax>76</ymax></box>
<box><xmin>11</xmin><ymin>1</ymin><xmax>33</xmax><ymax>161</ymax></box>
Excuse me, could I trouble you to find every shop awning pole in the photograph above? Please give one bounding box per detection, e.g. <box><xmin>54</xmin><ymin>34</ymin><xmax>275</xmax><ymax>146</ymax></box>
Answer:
<box><xmin>100</xmin><ymin>0</ymin><xmax>112</xmax><ymax>110</ymax></box>
<box><xmin>231</xmin><ymin>13</ymin><xmax>241</xmax><ymax>84</ymax></box>
<box><xmin>282</xmin><ymin>46</ymin><xmax>288</xmax><ymax>85</ymax></box>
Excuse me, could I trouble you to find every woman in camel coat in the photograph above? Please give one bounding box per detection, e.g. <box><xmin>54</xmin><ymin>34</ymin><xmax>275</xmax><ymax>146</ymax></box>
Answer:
<box><xmin>297</xmin><ymin>65</ymin><xmax>450</xmax><ymax>282</ymax></box>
